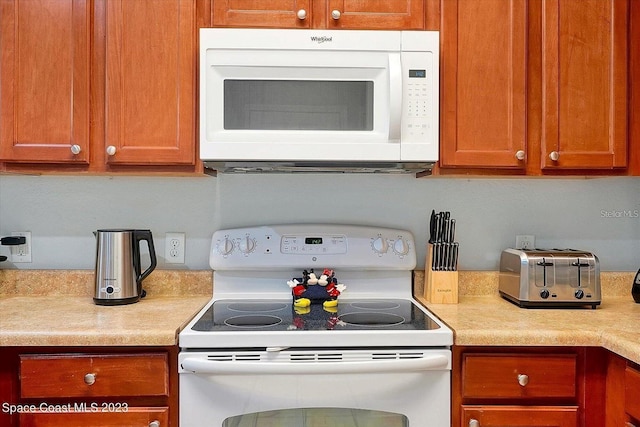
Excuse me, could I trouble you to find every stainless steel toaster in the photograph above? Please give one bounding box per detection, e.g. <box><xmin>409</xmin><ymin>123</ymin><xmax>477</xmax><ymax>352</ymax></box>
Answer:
<box><xmin>499</xmin><ymin>248</ymin><xmax>601</xmax><ymax>309</ymax></box>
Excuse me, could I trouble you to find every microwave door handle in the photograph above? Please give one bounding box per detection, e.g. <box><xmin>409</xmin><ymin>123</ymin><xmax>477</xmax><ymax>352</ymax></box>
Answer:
<box><xmin>181</xmin><ymin>354</ymin><xmax>449</xmax><ymax>375</ymax></box>
<box><xmin>388</xmin><ymin>53</ymin><xmax>402</xmax><ymax>142</ymax></box>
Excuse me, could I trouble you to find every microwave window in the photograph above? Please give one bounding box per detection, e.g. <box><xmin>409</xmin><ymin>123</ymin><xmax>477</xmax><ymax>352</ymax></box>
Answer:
<box><xmin>224</xmin><ymin>80</ymin><xmax>374</xmax><ymax>131</ymax></box>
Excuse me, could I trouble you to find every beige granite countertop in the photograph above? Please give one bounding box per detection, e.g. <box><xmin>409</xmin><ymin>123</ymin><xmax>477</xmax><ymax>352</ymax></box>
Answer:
<box><xmin>414</xmin><ymin>271</ymin><xmax>640</xmax><ymax>365</ymax></box>
<box><xmin>0</xmin><ymin>270</ymin><xmax>212</xmax><ymax>347</ymax></box>
<box><xmin>1</xmin><ymin>269</ymin><xmax>638</xmax><ymax>364</ymax></box>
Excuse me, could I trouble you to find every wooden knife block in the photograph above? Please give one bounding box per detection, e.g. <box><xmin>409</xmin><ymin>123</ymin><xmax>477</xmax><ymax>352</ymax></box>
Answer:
<box><xmin>424</xmin><ymin>244</ymin><xmax>459</xmax><ymax>304</ymax></box>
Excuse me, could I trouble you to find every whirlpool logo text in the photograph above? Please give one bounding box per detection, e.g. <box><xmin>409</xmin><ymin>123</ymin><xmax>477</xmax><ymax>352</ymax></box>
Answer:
<box><xmin>310</xmin><ymin>36</ymin><xmax>333</xmax><ymax>44</ymax></box>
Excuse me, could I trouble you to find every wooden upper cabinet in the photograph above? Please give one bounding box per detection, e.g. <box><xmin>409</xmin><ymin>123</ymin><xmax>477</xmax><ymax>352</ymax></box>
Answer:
<box><xmin>103</xmin><ymin>0</ymin><xmax>195</xmax><ymax>166</ymax></box>
<box><xmin>541</xmin><ymin>0</ymin><xmax>628</xmax><ymax>170</ymax></box>
<box><xmin>325</xmin><ymin>0</ymin><xmax>425</xmax><ymax>30</ymax></box>
<box><xmin>213</xmin><ymin>1</ymin><xmax>313</xmax><ymax>28</ymax></box>
<box><xmin>0</xmin><ymin>0</ymin><xmax>91</xmax><ymax>164</ymax></box>
<box><xmin>440</xmin><ymin>0</ymin><xmax>631</xmax><ymax>175</ymax></box>
<box><xmin>211</xmin><ymin>0</ymin><xmax>425</xmax><ymax>29</ymax></box>
<box><xmin>440</xmin><ymin>0</ymin><xmax>527</xmax><ymax>169</ymax></box>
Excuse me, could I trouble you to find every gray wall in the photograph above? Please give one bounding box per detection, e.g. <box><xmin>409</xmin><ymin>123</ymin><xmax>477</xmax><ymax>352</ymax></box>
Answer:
<box><xmin>0</xmin><ymin>174</ymin><xmax>638</xmax><ymax>271</ymax></box>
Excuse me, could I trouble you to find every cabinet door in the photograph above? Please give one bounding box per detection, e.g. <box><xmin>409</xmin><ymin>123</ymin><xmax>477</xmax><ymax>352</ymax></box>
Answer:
<box><xmin>104</xmin><ymin>0</ymin><xmax>195</xmax><ymax>165</ymax></box>
<box><xmin>325</xmin><ymin>0</ymin><xmax>425</xmax><ymax>29</ymax></box>
<box><xmin>19</xmin><ymin>406</ymin><xmax>168</xmax><ymax>427</ymax></box>
<box><xmin>541</xmin><ymin>0</ymin><xmax>628</xmax><ymax>170</ymax></box>
<box><xmin>627</xmin><ymin>366</ymin><xmax>640</xmax><ymax>421</ymax></box>
<box><xmin>0</xmin><ymin>0</ymin><xmax>91</xmax><ymax>164</ymax></box>
<box><xmin>212</xmin><ymin>0</ymin><xmax>313</xmax><ymax>28</ymax></box>
<box><xmin>440</xmin><ymin>0</ymin><xmax>527</xmax><ymax>168</ymax></box>
<box><xmin>462</xmin><ymin>406</ymin><xmax>578</xmax><ymax>427</ymax></box>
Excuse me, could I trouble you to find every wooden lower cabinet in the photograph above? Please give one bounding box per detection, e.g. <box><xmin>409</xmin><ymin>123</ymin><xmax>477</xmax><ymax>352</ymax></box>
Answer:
<box><xmin>462</xmin><ymin>406</ymin><xmax>578</xmax><ymax>426</ymax></box>
<box><xmin>1</xmin><ymin>346</ymin><xmax>177</xmax><ymax>427</ymax></box>
<box><xmin>453</xmin><ymin>347</ymin><xmax>586</xmax><ymax>427</ymax></box>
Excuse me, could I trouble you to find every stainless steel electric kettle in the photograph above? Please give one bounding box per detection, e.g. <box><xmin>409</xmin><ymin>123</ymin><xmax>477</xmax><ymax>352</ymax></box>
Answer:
<box><xmin>93</xmin><ymin>229</ymin><xmax>157</xmax><ymax>305</ymax></box>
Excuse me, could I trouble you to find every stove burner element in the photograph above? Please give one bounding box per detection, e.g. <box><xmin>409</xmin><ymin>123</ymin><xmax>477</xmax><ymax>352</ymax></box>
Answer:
<box><xmin>224</xmin><ymin>315</ymin><xmax>283</xmax><ymax>328</ymax></box>
<box><xmin>349</xmin><ymin>301</ymin><xmax>401</xmax><ymax>310</ymax></box>
<box><xmin>227</xmin><ymin>302</ymin><xmax>288</xmax><ymax>313</ymax></box>
<box><xmin>338</xmin><ymin>312</ymin><xmax>405</xmax><ymax>327</ymax></box>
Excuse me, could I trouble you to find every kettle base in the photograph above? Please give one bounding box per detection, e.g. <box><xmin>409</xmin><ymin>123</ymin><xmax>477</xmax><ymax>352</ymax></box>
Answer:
<box><xmin>93</xmin><ymin>296</ymin><xmax>140</xmax><ymax>306</ymax></box>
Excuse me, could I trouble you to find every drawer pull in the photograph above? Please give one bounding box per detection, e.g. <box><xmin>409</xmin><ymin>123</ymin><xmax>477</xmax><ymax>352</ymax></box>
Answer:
<box><xmin>517</xmin><ymin>373</ymin><xmax>529</xmax><ymax>386</ymax></box>
<box><xmin>149</xmin><ymin>421</ymin><xmax>161</xmax><ymax>427</ymax></box>
<box><xmin>469</xmin><ymin>419</ymin><xmax>480</xmax><ymax>427</ymax></box>
<box><xmin>84</xmin><ymin>373</ymin><xmax>96</xmax><ymax>385</ymax></box>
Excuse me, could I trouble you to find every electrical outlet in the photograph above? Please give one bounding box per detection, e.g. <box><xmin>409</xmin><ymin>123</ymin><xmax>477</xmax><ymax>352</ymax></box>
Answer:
<box><xmin>10</xmin><ymin>231</ymin><xmax>32</xmax><ymax>263</ymax></box>
<box><xmin>515</xmin><ymin>235</ymin><xmax>535</xmax><ymax>250</ymax></box>
<box><xmin>165</xmin><ymin>232</ymin><xmax>185</xmax><ymax>264</ymax></box>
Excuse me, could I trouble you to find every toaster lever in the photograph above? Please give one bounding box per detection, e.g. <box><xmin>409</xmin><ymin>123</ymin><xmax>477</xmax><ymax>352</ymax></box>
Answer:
<box><xmin>572</xmin><ymin>259</ymin><xmax>590</xmax><ymax>288</ymax></box>
<box><xmin>537</xmin><ymin>258</ymin><xmax>554</xmax><ymax>287</ymax></box>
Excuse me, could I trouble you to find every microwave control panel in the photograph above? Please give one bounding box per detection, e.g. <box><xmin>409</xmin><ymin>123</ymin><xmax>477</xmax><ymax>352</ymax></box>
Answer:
<box><xmin>401</xmin><ymin>51</ymin><xmax>437</xmax><ymax>145</ymax></box>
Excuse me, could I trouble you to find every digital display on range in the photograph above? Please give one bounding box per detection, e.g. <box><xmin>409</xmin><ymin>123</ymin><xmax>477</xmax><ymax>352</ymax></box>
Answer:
<box><xmin>305</xmin><ymin>237</ymin><xmax>323</xmax><ymax>245</ymax></box>
<box><xmin>409</xmin><ymin>69</ymin><xmax>426</xmax><ymax>78</ymax></box>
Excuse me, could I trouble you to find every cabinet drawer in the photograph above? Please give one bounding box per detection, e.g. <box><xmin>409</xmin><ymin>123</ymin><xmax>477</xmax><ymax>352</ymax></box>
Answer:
<box><xmin>19</xmin><ymin>406</ymin><xmax>168</xmax><ymax>427</ymax></box>
<box><xmin>462</xmin><ymin>354</ymin><xmax>577</xmax><ymax>399</ymax></box>
<box><xmin>20</xmin><ymin>353</ymin><xmax>169</xmax><ymax>398</ymax></box>
<box><xmin>462</xmin><ymin>405</ymin><xmax>578</xmax><ymax>426</ymax></box>
<box><xmin>627</xmin><ymin>365</ymin><xmax>640</xmax><ymax>420</ymax></box>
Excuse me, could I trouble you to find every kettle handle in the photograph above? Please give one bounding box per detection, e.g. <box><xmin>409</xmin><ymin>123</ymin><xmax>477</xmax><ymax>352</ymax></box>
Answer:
<box><xmin>134</xmin><ymin>230</ymin><xmax>157</xmax><ymax>283</ymax></box>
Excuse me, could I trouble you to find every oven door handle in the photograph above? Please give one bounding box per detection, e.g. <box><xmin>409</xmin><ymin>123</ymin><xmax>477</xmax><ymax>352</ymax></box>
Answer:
<box><xmin>181</xmin><ymin>354</ymin><xmax>449</xmax><ymax>375</ymax></box>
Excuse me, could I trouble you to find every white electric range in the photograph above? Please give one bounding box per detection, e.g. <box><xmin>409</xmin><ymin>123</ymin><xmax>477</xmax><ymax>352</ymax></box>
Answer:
<box><xmin>179</xmin><ymin>224</ymin><xmax>453</xmax><ymax>427</ymax></box>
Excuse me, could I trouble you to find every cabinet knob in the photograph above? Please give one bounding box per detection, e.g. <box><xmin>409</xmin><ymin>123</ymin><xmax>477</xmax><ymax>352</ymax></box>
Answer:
<box><xmin>106</xmin><ymin>145</ymin><xmax>117</xmax><ymax>156</ymax></box>
<box><xmin>296</xmin><ymin>9</ymin><xmax>307</xmax><ymax>20</ymax></box>
<box><xmin>70</xmin><ymin>144</ymin><xmax>82</xmax><ymax>155</ymax></box>
<box><xmin>149</xmin><ymin>421</ymin><xmax>160</xmax><ymax>427</ymax></box>
<box><xmin>515</xmin><ymin>150</ymin><xmax>525</xmax><ymax>161</ymax></box>
<box><xmin>549</xmin><ymin>151</ymin><xmax>559</xmax><ymax>161</ymax></box>
<box><xmin>84</xmin><ymin>373</ymin><xmax>96</xmax><ymax>385</ymax></box>
<box><xmin>331</xmin><ymin>9</ymin><xmax>341</xmax><ymax>20</ymax></box>
<box><xmin>517</xmin><ymin>373</ymin><xmax>529</xmax><ymax>386</ymax></box>
<box><xmin>469</xmin><ymin>419</ymin><xmax>480</xmax><ymax>427</ymax></box>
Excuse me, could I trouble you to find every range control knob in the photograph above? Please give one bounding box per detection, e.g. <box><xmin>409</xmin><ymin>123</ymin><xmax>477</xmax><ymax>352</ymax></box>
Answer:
<box><xmin>393</xmin><ymin>238</ymin><xmax>410</xmax><ymax>256</ymax></box>
<box><xmin>540</xmin><ymin>289</ymin><xmax>550</xmax><ymax>299</ymax></box>
<box><xmin>217</xmin><ymin>237</ymin><xmax>234</xmax><ymax>255</ymax></box>
<box><xmin>371</xmin><ymin>236</ymin><xmax>389</xmax><ymax>254</ymax></box>
<box><xmin>575</xmin><ymin>289</ymin><xmax>585</xmax><ymax>299</ymax></box>
<box><xmin>239</xmin><ymin>236</ymin><xmax>256</xmax><ymax>254</ymax></box>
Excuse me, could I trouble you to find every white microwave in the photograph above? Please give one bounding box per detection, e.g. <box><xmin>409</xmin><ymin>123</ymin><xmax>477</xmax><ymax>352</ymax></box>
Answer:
<box><xmin>200</xmin><ymin>29</ymin><xmax>439</xmax><ymax>173</ymax></box>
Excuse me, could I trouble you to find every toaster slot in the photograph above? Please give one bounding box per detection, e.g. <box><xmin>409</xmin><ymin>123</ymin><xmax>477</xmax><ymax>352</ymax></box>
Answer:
<box><xmin>572</xmin><ymin>258</ymin><xmax>592</xmax><ymax>288</ymax></box>
<box><xmin>534</xmin><ymin>257</ymin><xmax>554</xmax><ymax>288</ymax></box>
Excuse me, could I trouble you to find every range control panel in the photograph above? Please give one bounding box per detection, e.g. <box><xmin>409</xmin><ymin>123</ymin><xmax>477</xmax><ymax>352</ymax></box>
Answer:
<box><xmin>210</xmin><ymin>224</ymin><xmax>416</xmax><ymax>271</ymax></box>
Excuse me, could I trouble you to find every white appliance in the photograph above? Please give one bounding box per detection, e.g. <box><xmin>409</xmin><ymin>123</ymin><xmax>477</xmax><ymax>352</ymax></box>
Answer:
<box><xmin>199</xmin><ymin>29</ymin><xmax>440</xmax><ymax>174</ymax></box>
<box><xmin>179</xmin><ymin>224</ymin><xmax>453</xmax><ymax>427</ymax></box>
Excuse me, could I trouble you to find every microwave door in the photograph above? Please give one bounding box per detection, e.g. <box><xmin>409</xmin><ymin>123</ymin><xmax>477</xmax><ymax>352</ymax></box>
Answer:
<box><xmin>201</xmin><ymin>51</ymin><xmax>399</xmax><ymax>162</ymax></box>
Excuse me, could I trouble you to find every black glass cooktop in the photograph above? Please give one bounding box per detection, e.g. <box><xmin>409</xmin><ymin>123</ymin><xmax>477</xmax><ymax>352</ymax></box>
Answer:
<box><xmin>191</xmin><ymin>299</ymin><xmax>440</xmax><ymax>332</ymax></box>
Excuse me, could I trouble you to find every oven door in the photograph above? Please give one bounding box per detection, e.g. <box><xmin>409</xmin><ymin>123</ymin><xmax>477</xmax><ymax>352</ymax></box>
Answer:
<box><xmin>179</xmin><ymin>348</ymin><xmax>450</xmax><ymax>427</ymax></box>
<box><xmin>200</xmin><ymin>49</ymin><xmax>400</xmax><ymax>162</ymax></box>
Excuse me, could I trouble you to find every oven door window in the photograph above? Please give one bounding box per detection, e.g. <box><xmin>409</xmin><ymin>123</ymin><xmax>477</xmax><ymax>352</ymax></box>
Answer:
<box><xmin>223</xmin><ymin>408</ymin><xmax>407</xmax><ymax>427</ymax></box>
<box><xmin>224</xmin><ymin>80</ymin><xmax>374</xmax><ymax>131</ymax></box>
